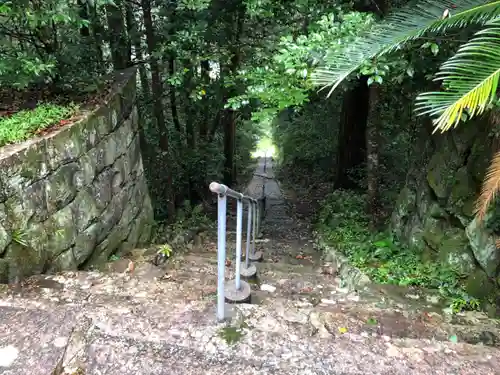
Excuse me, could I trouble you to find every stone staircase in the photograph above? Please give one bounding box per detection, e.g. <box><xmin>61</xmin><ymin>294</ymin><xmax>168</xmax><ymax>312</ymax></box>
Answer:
<box><xmin>1</xmin><ymin>158</ymin><xmax>500</xmax><ymax>375</ymax></box>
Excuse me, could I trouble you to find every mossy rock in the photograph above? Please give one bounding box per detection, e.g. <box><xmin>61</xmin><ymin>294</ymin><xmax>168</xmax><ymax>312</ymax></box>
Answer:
<box><xmin>0</xmin><ymin>223</ymin><xmax>11</xmax><ymax>255</ymax></box>
<box><xmin>465</xmin><ymin>268</ymin><xmax>497</xmax><ymax>300</ymax></box>
<box><xmin>0</xmin><ymin>259</ymin><xmax>9</xmax><ymax>283</ymax></box>
<box><xmin>447</xmin><ymin>167</ymin><xmax>477</xmax><ymax>217</ymax></box>
<box><xmin>391</xmin><ymin>187</ymin><xmax>416</xmax><ymax>239</ymax></box>
<box><xmin>408</xmin><ymin>224</ymin><xmax>426</xmax><ymax>252</ymax></box>
<box><xmin>466</xmin><ymin>216</ymin><xmax>500</xmax><ymax>277</ymax></box>
<box><xmin>467</xmin><ymin>133</ymin><xmax>494</xmax><ymax>184</ymax></box>
<box><xmin>422</xmin><ymin>216</ymin><xmax>447</xmax><ymax>251</ymax></box>
<box><xmin>426</xmin><ymin>141</ymin><xmax>462</xmax><ymax>200</ymax></box>
<box><xmin>437</xmin><ymin>228</ymin><xmax>476</xmax><ymax>277</ymax></box>
<box><xmin>3</xmin><ymin>242</ymin><xmax>47</xmax><ymax>282</ymax></box>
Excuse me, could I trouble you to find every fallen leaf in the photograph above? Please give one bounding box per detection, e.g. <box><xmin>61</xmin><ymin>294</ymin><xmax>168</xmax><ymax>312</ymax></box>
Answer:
<box><xmin>296</xmin><ymin>255</ymin><xmax>304</xmax><ymax>259</ymax></box>
<box><xmin>300</xmin><ymin>286</ymin><xmax>313</xmax><ymax>293</ymax></box>
<box><xmin>127</xmin><ymin>260</ymin><xmax>135</xmax><ymax>273</ymax></box>
<box><xmin>338</xmin><ymin>327</ymin><xmax>348</xmax><ymax>334</ymax></box>
<box><xmin>225</xmin><ymin>259</ymin><xmax>232</xmax><ymax>267</ymax></box>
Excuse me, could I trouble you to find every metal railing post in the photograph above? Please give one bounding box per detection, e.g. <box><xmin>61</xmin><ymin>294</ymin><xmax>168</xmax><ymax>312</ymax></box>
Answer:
<box><xmin>209</xmin><ymin>181</ymin><xmax>254</xmax><ymax>313</ymax></box>
<box><xmin>252</xmin><ymin>199</ymin><xmax>257</xmax><ymax>256</ymax></box>
<box><xmin>235</xmin><ymin>197</ymin><xmax>243</xmax><ymax>290</ymax></box>
<box><xmin>216</xmin><ymin>192</ymin><xmax>227</xmax><ymax>322</ymax></box>
<box><xmin>245</xmin><ymin>200</ymin><xmax>252</xmax><ymax>269</ymax></box>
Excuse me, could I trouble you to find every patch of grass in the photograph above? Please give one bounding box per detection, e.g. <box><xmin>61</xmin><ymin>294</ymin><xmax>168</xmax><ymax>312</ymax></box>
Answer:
<box><xmin>316</xmin><ymin>190</ymin><xmax>480</xmax><ymax>313</ymax></box>
<box><xmin>0</xmin><ymin>103</ymin><xmax>78</xmax><ymax>146</ymax></box>
<box><xmin>11</xmin><ymin>229</ymin><xmax>28</xmax><ymax>247</ymax></box>
<box><xmin>218</xmin><ymin>320</ymin><xmax>249</xmax><ymax>345</ymax></box>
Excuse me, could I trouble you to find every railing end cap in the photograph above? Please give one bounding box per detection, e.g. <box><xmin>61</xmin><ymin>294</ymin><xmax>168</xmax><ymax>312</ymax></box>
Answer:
<box><xmin>209</xmin><ymin>181</ymin><xmax>221</xmax><ymax>193</ymax></box>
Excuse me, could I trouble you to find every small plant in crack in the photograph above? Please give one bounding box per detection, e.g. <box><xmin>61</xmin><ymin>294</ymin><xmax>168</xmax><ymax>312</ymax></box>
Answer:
<box><xmin>54</xmin><ymin>229</ymin><xmax>65</xmax><ymax>238</ymax></box>
<box><xmin>11</xmin><ymin>229</ymin><xmax>28</xmax><ymax>247</ymax></box>
<box><xmin>153</xmin><ymin>244</ymin><xmax>173</xmax><ymax>266</ymax></box>
<box><xmin>218</xmin><ymin>320</ymin><xmax>250</xmax><ymax>345</ymax></box>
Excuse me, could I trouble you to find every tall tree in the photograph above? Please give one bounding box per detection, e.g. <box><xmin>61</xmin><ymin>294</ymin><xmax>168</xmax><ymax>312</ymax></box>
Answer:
<box><xmin>364</xmin><ymin>0</ymin><xmax>389</xmax><ymax>227</ymax></box>
<box><xmin>221</xmin><ymin>0</ymin><xmax>245</xmax><ymax>186</ymax></box>
<box><xmin>142</xmin><ymin>0</ymin><xmax>175</xmax><ymax>218</ymax></box>
<box><xmin>106</xmin><ymin>0</ymin><xmax>130</xmax><ymax>69</ymax></box>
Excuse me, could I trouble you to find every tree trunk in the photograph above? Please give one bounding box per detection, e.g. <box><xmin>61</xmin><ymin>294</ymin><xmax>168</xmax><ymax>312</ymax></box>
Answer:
<box><xmin>222</xmin><ymin>105</ymin><xmax>237</xmax><ymax>186</ymax></box>
<box><xmin>168</xmin><ymin>58</ymin><xmax>182</xmax><ymax>133</ymax></box>
<box><xmin>90</xmin><ymin>4</ymin><xmax>104</xmax><ymax>66</ymax></box>
<box><xmin>222</xmin><ymin>2</ymin><xmax>245</xmax><ymax>186</ymax></box>
<box><xmin>106</xmin><ymin>0</ymin><xmax>129</xmax><ymax>70</ymax></box>
<box><xmin>183</xmin><ymin>61</ymin><xmax>196</xmax><ymax>148</ymax></box>
<box><xmin>199</xmin><ymin>60</ymin><xmax>211</xmax><ymax>139</ymax></box>
<box><xmin>77</xmin><ymin>0</ymin><xmax>90</xmax><ymax>37</ymax></box>
<box><xmin>366</xmin><ymin>85</ymin><xmax>381</xmax><ymax>228</ymax></box>
<box><xmin>335</xmin><ymin>80</ymin><xmax>369</xmax><ymax>189</ymax></box>
<box><xmin>142</xmin><ymin>0</ymin><xmax>175</xmax><ymax>218</ymax></box>
<box><xmin>125</xmin><ymin>0</ymin><xmax>150</xmax><ymax>100</ymax></box>
<box><xmin>125</xmin><ymin>0</ymin><xmax>149</xmax><ymax>152</ymax></box>
<box><xmin>124</xmin><ymin>1</ymin><xmax>133</xmax><ymax>64</ymax></box>
<box><xmin>365</xmin><ymin>0</ymin><xmax>389</xmax><ymax>226</ymax></box>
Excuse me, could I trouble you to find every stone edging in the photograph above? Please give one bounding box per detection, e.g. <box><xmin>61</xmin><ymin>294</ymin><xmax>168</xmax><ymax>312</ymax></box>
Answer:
<box><xmin>313</xmin><ymin>230</ymin><xmax>371</xmax><ymax>291</ymax></box>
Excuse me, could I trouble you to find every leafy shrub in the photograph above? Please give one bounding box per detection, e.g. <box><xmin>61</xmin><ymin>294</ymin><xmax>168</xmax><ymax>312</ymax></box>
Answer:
<box><xmin>317</xmin><ymin>190</ymin><xmax>480</xmax><ymax>312</ymax></box>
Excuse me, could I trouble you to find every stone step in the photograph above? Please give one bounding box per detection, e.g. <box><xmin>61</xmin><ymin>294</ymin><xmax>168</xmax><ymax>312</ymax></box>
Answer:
<box><xmin>2</xmin><ymin>290</ymin><xmax>498</xmax><ymax>375</ymax></box>
<box><xmin>73</xmin><ymin>301</ymin><xmax>500</xmax><ymax>374</ymax></box>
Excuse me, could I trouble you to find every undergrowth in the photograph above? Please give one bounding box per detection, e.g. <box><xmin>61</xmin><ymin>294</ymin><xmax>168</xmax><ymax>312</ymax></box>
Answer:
<box><xmin>0</xmin><ymin>103</ymin><xmax>78</xmax><ymax>146</ymax></box>
<box><xmin>152</xmin><ymin>200</ymin><xmax>212</xmax><ymax>244</ymax></box>
<box><xmin>316</xmin><ymin>190</ymin><xmax>480</xmax><ymax>313</ymax></box>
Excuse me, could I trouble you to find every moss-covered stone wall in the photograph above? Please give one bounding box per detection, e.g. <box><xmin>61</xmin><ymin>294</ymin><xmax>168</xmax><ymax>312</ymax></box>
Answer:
<box><xmin>391</xmin><ymin>115</ymin><xmax>500</xmax><ymax>315</ymax></box>
<box><xmin>0</xmin><ymin>68</ymin><xmax>154</xmax><ymax>282</ymax></box>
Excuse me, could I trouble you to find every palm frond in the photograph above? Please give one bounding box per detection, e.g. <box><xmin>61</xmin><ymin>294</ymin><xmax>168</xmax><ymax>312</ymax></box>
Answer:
<box><xmin>475</xmin><ymin>149</ymin><xmax>500</xmax><ymax>222</ymax></box>
<box><xmin>311</xmin><ymin>0</ymin><xmax>500</xmax><ymax>96</ymax></box>
<box><xmin>415</xmin><ymin>17</ymin><xmax>500</xmax><ymax>132</ymax></box>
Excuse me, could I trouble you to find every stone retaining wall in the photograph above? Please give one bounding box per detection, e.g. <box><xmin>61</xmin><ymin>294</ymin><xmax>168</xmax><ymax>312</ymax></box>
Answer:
<box><xmin>391</xmin><ymin>115</ymin><xmax>500</xmax><ymax>315</ymax></box>
<box><xmin>0</xmin><ymin>68</ymin><xmax>154</xmax><ymax>282</ymax></box>
<box><xmin>313</xmin><ymin>231</ymin><xmax>371</xmax><ymax>291</ymax></box>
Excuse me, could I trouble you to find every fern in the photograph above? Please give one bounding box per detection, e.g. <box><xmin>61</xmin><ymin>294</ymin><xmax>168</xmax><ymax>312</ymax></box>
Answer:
<box><xmin>475</xmin><ymin>149</ymin><xmax>500</xmax><ymax>221</ymax></box>
<box><xmin>311</xmin><ymin>0</ymin><xmax>500</xmax><ymax>95</ymax></box>
<box><xmin>416</xmin><ymin>17</ymin><xmax>500</xmax><ymax>133</ymax></box>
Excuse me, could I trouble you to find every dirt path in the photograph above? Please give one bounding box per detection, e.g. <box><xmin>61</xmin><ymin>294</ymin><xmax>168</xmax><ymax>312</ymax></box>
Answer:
<box><xmin>1</xmin><ymin>158</ymin><xmax>500</xmax><ymax>375</ymax></box>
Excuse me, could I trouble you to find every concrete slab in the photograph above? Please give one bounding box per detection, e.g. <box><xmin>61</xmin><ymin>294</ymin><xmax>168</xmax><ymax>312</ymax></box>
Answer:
<box><xmin>0</xmin><ymin>304</ymin><xmax>79</xmax><ymax>375</ymax></box>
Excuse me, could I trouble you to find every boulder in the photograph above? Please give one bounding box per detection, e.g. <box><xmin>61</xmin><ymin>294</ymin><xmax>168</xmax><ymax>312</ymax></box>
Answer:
<box><xmin>438</xmin><ymin>228</ymin><xmax>477</xmax><ymax>276</ymax></box>
<box><xmin>466</xmin><ymin>216</ymin><xmax>500</xmax><ymax>277</ymax></box>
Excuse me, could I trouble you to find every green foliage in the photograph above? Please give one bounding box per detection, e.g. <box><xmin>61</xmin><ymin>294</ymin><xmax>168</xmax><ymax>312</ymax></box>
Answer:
<box><xmin>173</xmin><ymin>200</ymin><xmax>211</xmax><ymax>231</ymax></box>
<box><xmin>416</xmin><ymin>18</ymin><xmax>500</xmax><ymax>132</ymax></box>
<box><xmin>230</xmin><ymin>8</ymin><xmax>374</xmax><ymax>124</ymax></box>
<box><xmin>11</xmin><ymin>229</ymin><xmax>28</xmax><ymax>247</ymax></box>
<box><xmin>272</xmin><ymin>96</ymin><xmax>340</xmax><ymax>171</ymax></box>
<box><xmin>157</xmin><ymin>244</ymin><xmax>173</xmax><ymax>259</ymax></box>
<box><xmin>312</xmin><ymin>0</ymin><xmax>500</xmax><ymax>131</ymax></box>
<box><xmin>312</xmin><ymin>0</ymin><xmax>500</xmax><ymax>92</ymax></box>
<box><xmin>0</xmin><ymin>103</ymin><xmax>77</xmax><ymax>146</ymax></box>
<box><xmin>450</xmin><ymin>296</ymin><xmax>481</xmax><ymax>313</ymax></box>
<box><xmin>316</xmin><ymin>190</ymin><xmax>480</xmax><ymax>312</ymax></box>
<box><xmin>0</xmin><ymin>0</ymin><xmax>104</xmax><ymax>88</ymax></box>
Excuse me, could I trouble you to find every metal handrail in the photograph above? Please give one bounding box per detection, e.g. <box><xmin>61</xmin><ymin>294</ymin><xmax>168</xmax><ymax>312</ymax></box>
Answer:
<box><xmin>209</xmin><ymin>181</ymin><xmax>262</xmax><ymax>322</ymax></box>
